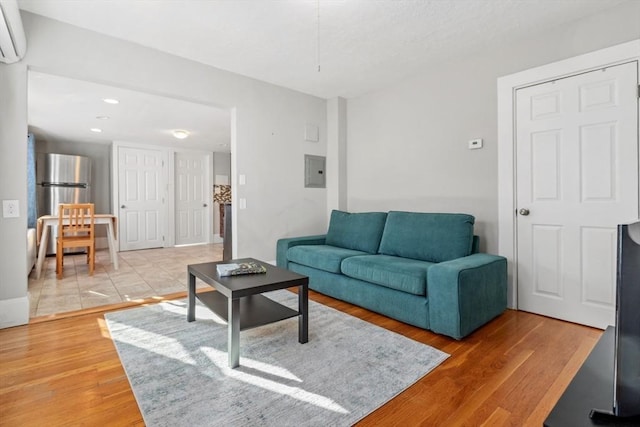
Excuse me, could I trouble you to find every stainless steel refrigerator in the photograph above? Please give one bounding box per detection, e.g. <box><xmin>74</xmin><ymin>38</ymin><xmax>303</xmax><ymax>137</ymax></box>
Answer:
<box><xmin>36</xmin><ymin>153</ymin><xmax>92</xmax><ymax>255</ymax></box>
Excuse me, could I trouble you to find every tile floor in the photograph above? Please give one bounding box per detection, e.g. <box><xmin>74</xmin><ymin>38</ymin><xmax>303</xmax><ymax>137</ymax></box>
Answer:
<box><xmin>28</xmin><ymin>243</ymin><xmax>223</xmax><ymax>318</ymax></box>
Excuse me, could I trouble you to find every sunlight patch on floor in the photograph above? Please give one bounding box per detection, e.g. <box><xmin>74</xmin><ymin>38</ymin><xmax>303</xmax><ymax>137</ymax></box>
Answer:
<box><xmin>201</xmin><ymin>346</ymin><xmax>350</xmax><ymax>414</ymax></box>
<box><xmin>110</xmin><ymin>321</ymin><xmax>198</xmax><ymax>366</ymax></box>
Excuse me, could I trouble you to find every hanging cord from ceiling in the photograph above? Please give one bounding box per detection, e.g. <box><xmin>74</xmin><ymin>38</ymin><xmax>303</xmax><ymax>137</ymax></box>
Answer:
<box><xmin>316</xmin><ymin>0</ymin><xmax>321</xmax><ymax>72</ymax></box>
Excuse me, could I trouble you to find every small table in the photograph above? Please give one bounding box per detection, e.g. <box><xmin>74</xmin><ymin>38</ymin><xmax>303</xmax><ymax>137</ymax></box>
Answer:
<box><xmin>187</xmin><ymin>258</ymin><xmax>309</xmax><ymax>369</ymax></box>
<box><xmin>35</xmin><ymin>214</ymin><xmax>119</xmax><ymax>279</ymax></box>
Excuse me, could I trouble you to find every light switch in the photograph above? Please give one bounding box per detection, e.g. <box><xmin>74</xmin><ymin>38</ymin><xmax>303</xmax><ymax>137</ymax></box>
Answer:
<box><xmin>239</xmin><ymin>198</ymin><xmax>247</xmax><ymax>209</ymax></box>
<box><xmin>239</xmin><ymin>174</ymin><xmax>246</xmax><ymax>185</ymax></box>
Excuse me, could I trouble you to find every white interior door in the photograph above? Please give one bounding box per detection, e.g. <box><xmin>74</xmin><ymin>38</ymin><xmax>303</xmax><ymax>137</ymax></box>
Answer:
<box><xmin>175</xmin><ymin>152</ymin><xmax>210</xmax><ymax>246</ymax></box>
<box><xmin>118</xmin><ymin>146</ymin><xmax>166</xmax><ymax>251</ymax></box>
<box><xmin>516</xmin><ymin>61</ymin><xmax>639</xmax><ymax>328</ymax></box>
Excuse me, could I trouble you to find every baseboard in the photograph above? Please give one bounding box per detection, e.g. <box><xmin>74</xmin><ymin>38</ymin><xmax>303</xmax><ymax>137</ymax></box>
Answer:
<box><xmin>0</xmin><ymin>296</ymin><xmax>29</xmax><ymax>329</ymax></box>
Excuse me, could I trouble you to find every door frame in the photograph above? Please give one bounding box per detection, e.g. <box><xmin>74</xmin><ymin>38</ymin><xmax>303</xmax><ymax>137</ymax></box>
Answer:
<box><xmin>497</xmin><ymin>39</ymin><xmax>640</xmax><ymax>309</ymax></box>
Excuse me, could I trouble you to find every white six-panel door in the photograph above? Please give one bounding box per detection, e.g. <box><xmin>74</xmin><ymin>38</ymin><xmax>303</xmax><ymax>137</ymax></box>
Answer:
<box><xmin>175</xmin><ymin>152</ymin><xmax>210</xmax><ymax>246</ymax></box>
<box><xmin>118</xmin><ymin>146</ymin><xmax>165</xmax><ymax>251</ymax></box>
<box><xmin>516</xmin><ymin>62</ymin><xmax>639</xmax><ymax>328</ymax></box>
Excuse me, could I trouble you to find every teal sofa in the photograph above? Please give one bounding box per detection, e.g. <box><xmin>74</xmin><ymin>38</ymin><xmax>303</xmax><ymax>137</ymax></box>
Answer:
<box><xmin>276</xmin><ymin>210</ymin><xmax>507</xmax><ymax>339</ymax></box>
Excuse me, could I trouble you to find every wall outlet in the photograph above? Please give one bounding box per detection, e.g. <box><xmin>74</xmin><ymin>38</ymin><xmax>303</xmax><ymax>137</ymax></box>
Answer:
<box><xmin>469</xmin><ymin>139</ymin><xmax>483</xmax><ymax>150</ymax></box>
<box><xmin>2</xmin><ymin>200</ymin><xmax>19</xmax><ymax>218</ymax></box>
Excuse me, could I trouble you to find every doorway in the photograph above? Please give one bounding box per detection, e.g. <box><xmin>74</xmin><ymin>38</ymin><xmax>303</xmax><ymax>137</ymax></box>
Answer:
<box><xmin>27</xmin><ymin>71</ymin><xmax>231</xmax><ymax>318</ymax></box>
<box><xmin>498</xmin><ymin>40</ymin><xmax>640</xmax><ymax>329</ymax></box>
<box><xmin>515</xmin><ymin>62</ymin><xmax>638</xmax><ymax>328</ymax></box>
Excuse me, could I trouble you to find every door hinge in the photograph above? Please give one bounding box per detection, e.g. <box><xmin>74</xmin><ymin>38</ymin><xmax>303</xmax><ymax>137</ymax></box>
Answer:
<box><xmin>162</xmin><ymin>236</ymin><xmax>165</xmax><ymax>241</ymax></box>
<box><xmin>638</xmin><ymin>85</ymin><xmax>640</xmax><ymax>98</ymax></box>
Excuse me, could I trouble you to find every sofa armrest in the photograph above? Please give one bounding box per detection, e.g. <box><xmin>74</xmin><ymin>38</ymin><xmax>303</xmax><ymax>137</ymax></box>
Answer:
<box><xmin>276</xmin><ymin>235</ymin><xmax>327</xmax><ymax>269</ymax></box>
<box><xmin>427</xmin><ymin>253</ymin><xmax>507</xmax><ymax>339</ymax></box>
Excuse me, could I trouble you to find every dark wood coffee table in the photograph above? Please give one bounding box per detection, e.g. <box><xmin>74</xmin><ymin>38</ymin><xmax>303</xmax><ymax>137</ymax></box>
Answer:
<box><xmin>187</xmin><ymin>258</ymin><xmax>309</xmax><ymax>368</ymax></box>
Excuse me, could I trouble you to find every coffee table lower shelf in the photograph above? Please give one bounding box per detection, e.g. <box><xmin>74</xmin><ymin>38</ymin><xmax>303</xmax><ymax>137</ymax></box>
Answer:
<box><xmin>196</xmin><ymin>290</ymin><xmax>299</xmax><ymax>330</ymax></box>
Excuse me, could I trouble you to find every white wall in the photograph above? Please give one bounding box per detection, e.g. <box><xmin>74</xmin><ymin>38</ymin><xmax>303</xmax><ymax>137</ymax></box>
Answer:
<box><xmin>214</xmin><ymin>152</ymin><xmax>232</xmax><ymax>180</ymax></box>
<box><xmin>346</xmin><ymin>1</ymin><xmax>640</xmax><ymax>254</ymax></box>
<box><xmin>0</xmin><ymin>12</ymin><xmax>327</xmax><ymax>327</ymax></box>
<box><xmin>213</xmin><ymin>151</ymin><xmax>231</xmax><ymax>239</ymax></box>
<box><xmin>326</xmin><ymin>97</ymin><xmax>348</xmax><ymax>220</ymax></box>
<box><xmin>0</xmin><ymin>58</ymin><xmax>29</xmax><ymax>328</ymax></box>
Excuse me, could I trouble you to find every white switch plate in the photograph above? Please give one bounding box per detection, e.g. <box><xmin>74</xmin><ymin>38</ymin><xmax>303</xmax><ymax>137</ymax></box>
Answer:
<box><xmin>239</xmin><ymin>198</ymin><xmax>247</xmax><ymax>209</ymax></box>
<box><xmin>239</xmin><ymin>174</ymin><xmax>246</xmax><ymax>185</ymax></box>
<box><xmin>2</xmin><ymin>200</ymin><xmax>19</xmax><ymax>218</ymax></box>
<box><xmin>469</xmin><ymin>139</ymin><xmax>483</xmax><ymax>150</ymax></box>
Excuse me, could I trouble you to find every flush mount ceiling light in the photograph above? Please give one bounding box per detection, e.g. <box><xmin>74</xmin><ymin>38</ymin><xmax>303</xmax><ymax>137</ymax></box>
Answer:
<box><xmin>102</xmin><ymin>98</ymin><xmax>119</xmax><ymax>104</ymax></box>
<box><xmin>172</xmin><ymin>129</ymin><xmax>190</xmax><ymax>140</ymax></box>
<box><xmin>96</xmin><ymin>115</ymin><xmax>110</xmax><ymax>120</ymax></box>
<box><xmin>90</xmin><ymin>128</ymin><xmax>102</xmax><ymax>133</ymax></box>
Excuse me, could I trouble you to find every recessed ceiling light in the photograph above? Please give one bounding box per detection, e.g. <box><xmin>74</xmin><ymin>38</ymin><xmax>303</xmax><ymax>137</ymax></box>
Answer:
<box><xmin>172</xmin><ymin>129</ymin><xmax>190</xmax><ymax>140</ymax></box>
<box><xmin>90</xmin><ymin>128</ymin><xmax>102</xmax><ymax>133</ymax></box>
<box><xmin>96</xmin><ymin>115</ymin><xmax>110</xmax><ymax>120</ymax></box>
<box><xmin>103</xmin><ymin>98</ymin><xmax>119</xmax><ymax>104</ymax></box>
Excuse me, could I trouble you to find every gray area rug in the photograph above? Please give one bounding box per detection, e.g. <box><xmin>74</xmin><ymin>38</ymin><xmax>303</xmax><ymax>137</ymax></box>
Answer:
<box><xmin>105</xmin><ymin>290</ymin><xmax>448</xmax><ymax>426</ymax></box>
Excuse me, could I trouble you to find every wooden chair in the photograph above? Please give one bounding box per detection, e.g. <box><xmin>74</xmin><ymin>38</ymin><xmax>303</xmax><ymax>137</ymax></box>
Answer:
<box><xmin>56</xmin><ymin>203</ymin><xmax>95</xmax><ymax>280</ymax></box>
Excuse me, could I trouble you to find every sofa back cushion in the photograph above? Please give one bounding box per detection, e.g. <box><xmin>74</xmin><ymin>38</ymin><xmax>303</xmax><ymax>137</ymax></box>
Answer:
<box><xmin>325</xmin><ymin>210</ymin><xmax>387</xmax><ymax>254</ymax></box>
<box><xmin>378</xmin><ymin>211</ymin><xmax>475</xmax><ymax>262</ymax></box>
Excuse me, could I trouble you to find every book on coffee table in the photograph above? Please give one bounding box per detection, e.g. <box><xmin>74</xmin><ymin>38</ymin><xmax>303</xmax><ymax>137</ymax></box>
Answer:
<box><xmin>216</xmin><ymin>261</ymin><xmax>267</xmax><ymax>277</ymax></box>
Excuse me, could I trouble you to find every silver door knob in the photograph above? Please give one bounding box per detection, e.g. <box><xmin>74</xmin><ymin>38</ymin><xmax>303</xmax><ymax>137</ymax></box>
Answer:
<box><xmin>121</xmin><ymin>205</ymin><xmax>126</xmax><ymax>209</ymax></box>
<box><xmin>203</xmin><ymin>203</ymin><xmax>208</xmax><ymax>207</ymax></box>
<box><xmin>519</xmin><ymin>208</ymin><xmax>530</xmax><ymax>216</ymax></box>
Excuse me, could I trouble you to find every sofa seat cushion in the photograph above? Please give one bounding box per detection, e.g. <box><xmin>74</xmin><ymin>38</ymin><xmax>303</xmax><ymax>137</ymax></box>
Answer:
<box><xmin>341</xmin><ymin>255</ymin><xmax>434</xmax><ymax>296</ymax></box>
<box><xmin>378</xmin><ymin>211</ymin><xmax>475</xmax><ymax>263</ymax></box>
<box><xmin>287</xmin><ymin>245</ymin><xmax>369</xmax><ymax>274</ymax></box>
<box><xmin>325</xmin><ymin>210</ymin><xmax>388</xmax><ymax>254</ymax></box>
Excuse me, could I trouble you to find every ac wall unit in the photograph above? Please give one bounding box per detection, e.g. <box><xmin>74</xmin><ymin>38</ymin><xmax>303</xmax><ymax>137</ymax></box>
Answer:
<box><xmin>0</xmin><ymin>0</ymin><xmax>26</xmax><ymax>64</ymax></box>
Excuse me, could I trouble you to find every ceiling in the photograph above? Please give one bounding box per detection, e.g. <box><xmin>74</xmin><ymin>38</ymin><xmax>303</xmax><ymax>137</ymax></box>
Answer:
<box><xmin>18</xmin><ymin>0</ymin><xmax>629</xmax><ymax>99</ymax></box>
<box><xmin>28</xmin><ymin>71</ymin><xmax>231</xmax><ymax>151</ymax></box>
<box><xmin>18</xmin><ymin>0</ymin><xmax>629</xmax><ymax>148</ymax></box>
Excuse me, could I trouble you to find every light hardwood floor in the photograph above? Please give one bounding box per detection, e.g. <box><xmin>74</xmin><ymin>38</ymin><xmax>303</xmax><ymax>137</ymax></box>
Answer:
<box><xmin>0</xmin><ymin>287</ymin><xmax>601</xmax><ymax>426</ymax></box>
